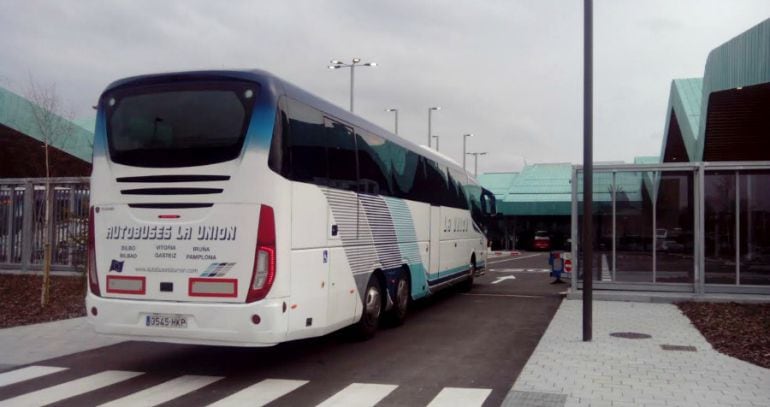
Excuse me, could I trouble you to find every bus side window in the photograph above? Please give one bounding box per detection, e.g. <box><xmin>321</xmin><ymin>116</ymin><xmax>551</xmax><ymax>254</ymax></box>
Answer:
<box><xmin>356</xmin><ymin>130</ymin><xmax>392</xmax><ymax>196</ymax></box>
<box><xmin>285</xmin><ymin>99</ymin><xmax>328</xmax><ymax>186</ymax></box>
<box><xmin>424</xmin><ymin>160</ymin><xmax>449</xmax><ymax>206</ymax></box>
<box><xmin>325</xmin><ymin>118</ymin><xmax>357</xmax><ymax>192</ymax></box>
<box><xmin>448</xmin><ymin>167</ymin><xmax>469</xmax><ymax>210</ymax></box>
<box><xmin>387</xmin><ymin>142</ymin><xmax>419</xmax><ymax>201</ymax></box>
<box><xmin>267</xmin><ymin>101</ymin><xmax>290</xmax><ymax>177</ymax></box>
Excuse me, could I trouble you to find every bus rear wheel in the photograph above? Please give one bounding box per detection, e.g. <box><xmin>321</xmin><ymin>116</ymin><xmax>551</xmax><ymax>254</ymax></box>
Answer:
<box><xmin>353</xmin><ymin>275</ymin><xmax>382</xmax><ymax>340</ymax></box>
<box><xmin>385</xmin><ymin>270</ymin><xmax>409</xmax><ymax>327</ymax></box>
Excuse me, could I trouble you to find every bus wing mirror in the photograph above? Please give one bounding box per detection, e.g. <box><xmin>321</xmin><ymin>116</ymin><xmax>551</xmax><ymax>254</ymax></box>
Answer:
<box><xmin>480</xmin><ymin>189</ymin><xmax>497</xmax><ymax>217</ymax></box>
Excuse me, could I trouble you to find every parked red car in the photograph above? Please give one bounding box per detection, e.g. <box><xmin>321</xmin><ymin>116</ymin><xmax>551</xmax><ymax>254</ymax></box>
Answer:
<box><xmin>533</xmin><ymin>230</ymin><xmax>551</xmax><ymax>251</ymax></box>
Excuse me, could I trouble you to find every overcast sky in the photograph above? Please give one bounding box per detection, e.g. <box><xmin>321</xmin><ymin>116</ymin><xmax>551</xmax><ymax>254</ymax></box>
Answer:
<box><xmin>1</xmin><ymin>1</ymin><xmax>768</xmax><ymax>173</ymax></box>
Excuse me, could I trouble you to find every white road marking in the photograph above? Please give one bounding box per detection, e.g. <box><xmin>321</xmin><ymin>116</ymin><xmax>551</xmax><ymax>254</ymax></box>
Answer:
<box><xmin>0</xmin><ymin>366</ymin><xmax>67</xmax><ymax>388</ymax></box>
<box><xmin>316</xmin><ymin>383</ymin><xmax>397</xmax><ymax>407</ymax></box>
<box><xmin>462</xmin><ymin>293</ymin><xmax>544</xmax><ymax>299</ymax></box>
<box><xmin>99</xmin><ymin>375</ymin><xmax>222</xmax><ymax>407</ymax></box>
<box><xmin>0</xmin><ymin>370</ymin><xmax>142</xmax><ymax>407</ymax></box>
<box><xmin>490</xmin><ymin>276</ymin><xmax>516</xmax><ymax>284</ymax></box>
<box><xmin>489</xmin><ymin>268</ymin><xmax>549</xmax><ymax>273</ymax></box>
<box><xmin>487</xmin><ymin>253</ymin><xmax>543</xmax><ymax>265</ymax></box>
<box><xmin>427</xmin><ymin>387</ymin><xmax>492</xmax><ymax>407</ymax></box>
<box><xmin>207</xmin><ymin>379</ymin><xmax>308</xmax><ymax>407</ymax></box>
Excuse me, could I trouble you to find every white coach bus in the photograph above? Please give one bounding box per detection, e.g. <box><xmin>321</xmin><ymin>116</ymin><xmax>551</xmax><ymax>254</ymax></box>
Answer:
<box><xmin>86</xmin><ymin>70</ymin><xmax>496</xmax><ymax>346</ymax></box>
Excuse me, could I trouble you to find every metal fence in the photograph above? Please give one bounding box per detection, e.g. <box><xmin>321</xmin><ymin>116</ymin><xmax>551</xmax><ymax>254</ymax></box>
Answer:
<box><xmin>0</xmin><ymin>177</ymin><xmax>90</xmax><ymax>272</ymax></box>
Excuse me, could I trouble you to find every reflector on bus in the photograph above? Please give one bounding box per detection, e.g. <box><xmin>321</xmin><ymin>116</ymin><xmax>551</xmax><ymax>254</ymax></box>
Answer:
<box><xmin>189</xmin><ymin>278</ymin><xmax>238</xmax><ymax>298</ymax></box>
<box><xmin>106</xmin><ymin>275</ymin><xmax>146</xmax><ymax>295</ymax></box>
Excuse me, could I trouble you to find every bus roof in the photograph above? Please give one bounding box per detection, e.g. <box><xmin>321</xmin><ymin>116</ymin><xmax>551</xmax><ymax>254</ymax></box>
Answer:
<box><xmin>102</xmin><ymin>69</ymin><xmax>470</xmax><ymax>177</ymax></box>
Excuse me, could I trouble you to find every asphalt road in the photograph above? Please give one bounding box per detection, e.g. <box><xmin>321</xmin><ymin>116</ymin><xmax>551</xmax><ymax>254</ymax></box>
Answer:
<box><xmin>0</xmin><ymin>251</ymin><xmax>563</xmax><ymax>407</ymax></box>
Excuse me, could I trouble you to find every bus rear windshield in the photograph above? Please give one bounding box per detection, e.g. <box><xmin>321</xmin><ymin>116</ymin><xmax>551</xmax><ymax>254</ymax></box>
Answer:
<box><xmin>105</xmin><ymin>81</ymin><xmax>258</xmax><ymax>167</ymax></box>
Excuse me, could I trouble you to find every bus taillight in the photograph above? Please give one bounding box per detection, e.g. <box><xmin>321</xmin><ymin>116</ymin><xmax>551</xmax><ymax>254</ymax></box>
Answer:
<box><xmin>87</xmin><ymin>206</ymin><xmax>101</xmax><ymax>296</ymax></box>
<box><xmin>246</xmin><ymin>205</ymin><xmax>276</xmax><ymax>303</ymax></box>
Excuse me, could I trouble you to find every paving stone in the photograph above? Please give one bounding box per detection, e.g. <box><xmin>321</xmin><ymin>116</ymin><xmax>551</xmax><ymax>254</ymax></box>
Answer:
<box><xmin>505</xmin><ymin>300</ymin><xmax>770</xmax><ymax>406</ymax></box>
<box><xmin>0</xmin><ymin>317</ymin><xmax>124</xmax><ymax>365</ymax></box>
<box><xmin>502</xmin><ymin>390</ymin><xmax>567</xmax><ymax>407</ymax></box>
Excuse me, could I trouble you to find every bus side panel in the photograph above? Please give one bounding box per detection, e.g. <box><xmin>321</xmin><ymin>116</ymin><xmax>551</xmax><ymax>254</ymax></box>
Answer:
<box><xmin>291</xmin><ymin>183</ymin><xmax>328</xmax><ymax>250</ymax></box>
<box><xmin>287</xmin><ymin>182</ymin><xmax>330</xmax><ymax>338</ymax></box>
<box><xmin>386</xmin><ymin>198</ymin><xmax>430</xmax><ymax>299</ymax></box>
<box><xmin>429</xmin><ymin>206</ymin><xmax>441</xmax><ymax>279</ymax></box>
<box><xmin>327</xmin><ymin>246</ymin><xmax>359</xmax><ymax>326</ymax></box>
<box><xmin>286</xmin><ymin>248</ymin><xmax>329</xmax><ymax>337</ymax></box>
<box><xmin>323</xmin><ymin>189</ymin><xmax>364</xmax><ymax>326</ymax></box>
<box><xmin>439</xmin><ymin>206</ymin><xmax>473</xmax><ymax>279</ymax></box>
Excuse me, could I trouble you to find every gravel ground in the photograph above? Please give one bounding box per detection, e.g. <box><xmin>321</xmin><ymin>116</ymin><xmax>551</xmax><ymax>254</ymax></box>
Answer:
<box><xmin>0</xmin><ymin>274</ymin><xmax>86</xmax><ymax>328</ymax></box>
<box><xmin>678</xmin><ymin>301</ymin><xmax>770</xmax><ymax>369</ymax></box>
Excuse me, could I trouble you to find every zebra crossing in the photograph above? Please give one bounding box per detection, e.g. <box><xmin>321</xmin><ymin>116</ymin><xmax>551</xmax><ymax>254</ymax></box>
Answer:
<box><xmin>0</xmin><ymin>365</ymin><xmax>494</xmax><ymax>406</ymax></box>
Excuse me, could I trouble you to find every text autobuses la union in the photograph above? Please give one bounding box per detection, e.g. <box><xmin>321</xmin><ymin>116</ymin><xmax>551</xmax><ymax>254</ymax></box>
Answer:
<box><xmin>105</xmin><ymin>225</ymin><xmax>237</xmax><ymax>241</ymax></box>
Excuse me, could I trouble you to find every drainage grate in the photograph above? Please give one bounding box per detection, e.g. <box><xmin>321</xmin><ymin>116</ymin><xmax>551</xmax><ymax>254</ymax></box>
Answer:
<box><xmin>609</xmin><ymin>332</ymin><xmax>652</xmax><ymax>339</ymax></box>
<box><xmin>661</xmin><ymin>344</ymin><xmax>697</xmax><ymax>352</ymax></box>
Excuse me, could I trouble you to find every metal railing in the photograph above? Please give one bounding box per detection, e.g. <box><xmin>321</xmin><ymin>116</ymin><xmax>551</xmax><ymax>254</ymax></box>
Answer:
<box><xmin>0</xmin><ymin>177</ymin><xmax>90</xmax><ymax>272</ymax></box>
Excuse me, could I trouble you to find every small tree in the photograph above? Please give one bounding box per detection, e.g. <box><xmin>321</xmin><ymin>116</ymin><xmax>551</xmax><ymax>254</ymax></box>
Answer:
<box><xmin>26</xmin><ymin>77</ymin><xmax>76</xmax><ymax>307</ymax></box>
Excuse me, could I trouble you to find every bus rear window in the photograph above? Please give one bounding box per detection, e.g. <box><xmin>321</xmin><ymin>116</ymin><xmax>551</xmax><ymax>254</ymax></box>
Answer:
<box><xmin>105</xmin><ymin>81</ymin><xmax>258</xmax><ymax>167</ymax></box>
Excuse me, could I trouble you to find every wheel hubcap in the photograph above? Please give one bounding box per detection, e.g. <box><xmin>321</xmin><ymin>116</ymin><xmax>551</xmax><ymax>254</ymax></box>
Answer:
<box><xmin>365</xmin><ymin>286</ymin><xmax>381</xmax><ymax>320</ymax></box>
<box><xmin>397</xmin><ymin>279</ymin><xmax>408</xmax><ymax>310</ymax></box>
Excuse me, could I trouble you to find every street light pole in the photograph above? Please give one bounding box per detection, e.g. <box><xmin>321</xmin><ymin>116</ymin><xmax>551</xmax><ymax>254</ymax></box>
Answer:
<box><xmin>428</xmin><ymin>106</ymin><xmax>440</xmax><ymax>147</ymax></box>
<box><xmin>350</xmin><ymin>63</ymin><xmax>355</xmax><ymax>112</ymax></box>
<box><xmin>462</xmin><ymin>133</ymin><xmax>474</xmax><ymax>170</ymax></box>
<box><xmin>432</xmin><ymin>135</ymin><xmax>440</xmax><ymax>151</ymax></box>
<box><xmin>328</xmin><ymin>58</ymin><xmax>376</xmax><ymax>112</ymax></box>
<box><xmin>466</xmin><ymin>152</ymin><xmax>487</xmax><ymax>177</ymax></box>
<box><xmin>386</xmin><ymin>108</ymin><xmax>399</xmax><ymax>135</ymax></box>
<box><xmin>582</xmin><ymin>0</ymin><xmax>594</xmax><ymax>342</ymax></box>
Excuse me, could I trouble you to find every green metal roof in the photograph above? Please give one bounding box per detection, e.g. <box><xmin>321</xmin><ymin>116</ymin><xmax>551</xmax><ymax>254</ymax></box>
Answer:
<box><xmin>500</xmin><ymin>163</ymin><xmax>572</xmax><ymax>216</ymax></box>
<box><xmin>496</xmin><ymin>163</ymin><xmax>650</xmax><ymax>217</ymax></box>
<box><xmin>660</xmin><ymin>78</ymin><xmax>702</xmax><ymax>162</ymax></box>
<box><xmin>0</xmin><ymin>85</ymin><xmax>94</xmax><ymax>163</ymax></box>
<box><xmin>658</xmin><ymin>19</ymin><xmax>770</xmax><ymax>163</ymax></box>
<box><xmin>73</xmin><ymin>116</ymin><xmax>97</xmax><ymax>133</ymax></box>
<box><xmin>696</xmin><ymin>18</ymin><xmax>770</xmax><ymax>160</ymax></box>
<box><xmin>633</xmin><ymin>156</ymin><xmax>659</xmax><ymax>164</ymax></box>
<box><xmin>477</xmin><ymin>172</ymin><xmax>518</xmax><ymax>201</ymax></box>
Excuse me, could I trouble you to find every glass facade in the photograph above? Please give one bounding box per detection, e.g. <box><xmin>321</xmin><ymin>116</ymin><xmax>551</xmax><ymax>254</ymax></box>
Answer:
<box><xmin>738</xmin><ymin>171</ymin><xmax>770</xmax><ymax>286</ymax></box>
<box><xmin>614</xmin><ymin>171</ymin><xmax>653</xmax><ymax>283</ymax></box>
<box><xmin>655</xmin><ymin>172</ymin><xmax>694</xmax><ymax>283</ymax></box>
<box><xmin>573</xmin><ymin>164</ymin><xmax>770</xmax><ymax>293</ymax></box>
<box><xmin>704</xmin><ymin>172</ymin><xmax>736</xmax><ymax>284</ymax></box>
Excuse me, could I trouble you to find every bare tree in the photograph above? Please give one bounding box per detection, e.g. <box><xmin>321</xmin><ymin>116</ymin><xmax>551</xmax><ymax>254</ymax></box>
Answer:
<box><xmin>26</xmin><ymin>77</ymin><xmax>76</xmax><ymax>307</ymax></box>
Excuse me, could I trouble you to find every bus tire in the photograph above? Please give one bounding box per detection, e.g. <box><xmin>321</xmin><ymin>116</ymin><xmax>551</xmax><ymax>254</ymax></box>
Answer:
<box><xmin>385</xmin><ymin>269</ymin><xmax>410</xmax><ymax>327</ymax></box>
<box><xmin>458</xmin><ymin>257</ymin><xmax>476</xmax><ymax>292</ymax></box>
<box><xmin>353</xmin><ymin>274</ymin><xmax>383</xmax><ymax>340</ymax></box>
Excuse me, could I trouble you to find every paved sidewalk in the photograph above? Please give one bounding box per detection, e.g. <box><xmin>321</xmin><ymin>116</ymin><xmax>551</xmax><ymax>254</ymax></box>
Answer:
<box><xmin>0</xmin><ymin>317</ymin><xmax>124</xmax><ymax>370</ymax></box>
<box><xmin>505</xmin><ymin>300</ymin><xmax>770</xmax><ymax>407</ymax></box>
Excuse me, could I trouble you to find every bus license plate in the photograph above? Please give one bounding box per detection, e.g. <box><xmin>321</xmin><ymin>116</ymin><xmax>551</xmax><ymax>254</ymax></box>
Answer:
<box><xmin>145</xmin><ymin>313</ymin><xmax>188</xmax><ymax>328</ymax></box>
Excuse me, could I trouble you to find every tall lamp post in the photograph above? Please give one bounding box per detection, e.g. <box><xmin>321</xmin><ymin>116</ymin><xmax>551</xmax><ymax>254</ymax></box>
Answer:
<box><xmin>428</xmin><ymin>106</ymin><xmax>440</xmax><ymax>147</ymax></box>
<box><xmin>432</xmin><ymin>135</ymin><xmax>440</xmax><ymax>151</ymax></box>
<box><xmin>582</xmin><ymin>0</ymin><xmax>594</xmax><ymax>342</ymax></box>
<box><xmin>328</xmin><ymin>58</ymin><xmax>376</xmax><ymax>112</ymax></box>
<box><xmin>462</xmin><ymin>133</ymin><xmax>474</xmax><ymax>170</ymax></box>
<box><xmin>466</xmin><ymin>152</ymin><xmax>487</xmax><ymax>177</ymax></box>
<box><xmin>385</xmin><ymin>108</ymin><xmax>399</xmax><ymax>135</ymax></box>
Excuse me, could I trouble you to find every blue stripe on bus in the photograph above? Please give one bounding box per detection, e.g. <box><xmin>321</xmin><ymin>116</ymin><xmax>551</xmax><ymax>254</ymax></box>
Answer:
<box><xmin>427</xmin><ymin>265</ymin><xmax>470</xmax><ymax>286</ymax></box>
<box><xmin>244</xmin><ymin>103</ymin><xmax>277</xmax><ymax>149</ymax></box>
